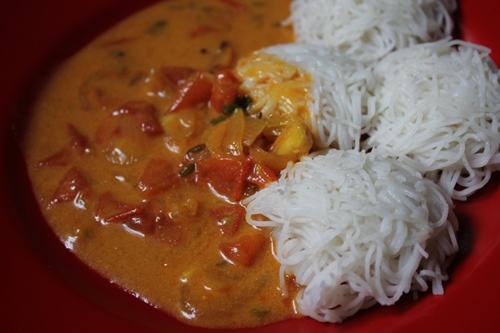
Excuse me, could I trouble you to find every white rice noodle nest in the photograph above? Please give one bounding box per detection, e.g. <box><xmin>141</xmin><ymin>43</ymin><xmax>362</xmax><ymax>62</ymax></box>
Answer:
<box><xmin>239</xmin><ymin>44</ymin><xmax>375</xmax><ymax>150</ymax></box>
<box><xmin>285</xmin><ymin>0</ymin><xmax>457</xmax><ymax>64</ymax></box>
<box><xmin>244</xmin><ymin>149</ymin><xmax>458</xmax><ymax>323</ymax></box>
<box><xmin>365</xmin><ymin>39</ymin><xmax>500</xmax><ymax>201</ymax></box>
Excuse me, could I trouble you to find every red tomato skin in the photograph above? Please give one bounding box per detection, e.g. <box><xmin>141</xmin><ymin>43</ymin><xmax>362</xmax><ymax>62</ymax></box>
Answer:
<box><xmin>213</xmin><ymin>204</ymin><xmax>246</xmax><ymax>236</ymax></box>
<box><xmin>197</xmin><ymin>157</ymin><xmax>251</xmax><ymax>201</ymax></box>
<box><xmin>111</xmin><ymin>101</ymin><xmax>163</xmax><ymax>136</ymax></box>
<box><xmin>49</xmin><ymin>166</ymin><xmax>90</xmax><ymax>208</ymax></box>
<box><xmin>137</xmin><ymin>159</ymin><xmax>180</xmax><ymax>197</ymax></box>
<box><xmin>160</xmin><ymin>66</ymin><xmax>196</xmax><ymax>86</ymax></box>
<box><xmin>167</xmin><ymin>71</ymin><xmax>213</xmax><ymax>113</ymax></box>
<box><xmin>246</xmin><ymin>160</ymin><xmax>278</xmax><ymax>189</ymax></box>
<box><xmin>94</xmin><ymin>191</ymin><xmax>143</xmax><ymax>224</ymax></box>
<box><xmin>95</xmin><ymin>101</ymin><xmax>163</xmax><ymax>145</ymax></box>
<box><xmin>36</xmin><ymin>124</ymin><xmax>89</xmax><ymax>167</ymax></box>
<box><xmin>209</xmin><ymin>69</ymin><xmax>240</xmax><ymax>113</ymax></box>
<box><xmin>219</xmin><ymin>234</ymin><xmax>267</xmax><ymax>266</ymax></box>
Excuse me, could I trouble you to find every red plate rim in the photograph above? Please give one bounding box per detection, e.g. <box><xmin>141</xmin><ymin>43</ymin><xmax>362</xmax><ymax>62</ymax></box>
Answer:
<box><xmin>1</xmin><ymin>1</ymin><xmax>499</xmax><ymax>332</ymax></box>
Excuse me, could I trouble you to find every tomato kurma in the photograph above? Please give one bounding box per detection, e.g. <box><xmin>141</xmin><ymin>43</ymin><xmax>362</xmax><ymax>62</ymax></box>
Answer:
<box><xmin>21</xmin><ymin>0</ymin><xmax>307</xmax><ymax>328</ymax></box>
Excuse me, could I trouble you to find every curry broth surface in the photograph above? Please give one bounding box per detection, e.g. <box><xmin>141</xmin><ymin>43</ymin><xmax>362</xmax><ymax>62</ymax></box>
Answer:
<box><xmin>23</xmin><ymin>0</ymin><xmax>297</xmax><ymax>328</ymax></box>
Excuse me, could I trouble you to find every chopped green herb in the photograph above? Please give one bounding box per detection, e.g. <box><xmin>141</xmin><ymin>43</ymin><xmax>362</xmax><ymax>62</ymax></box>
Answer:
<box><xmin>252</xmin><ymin>15</ymin><xmax>264</xmax><ymax>23</ymax></box>
<box><xmin>200</xmin><ymin>5</ymin><xmax>213</xmax><ymax>13</ymax></box>
<box><xmin>178</xmin><ymin>163</ymin><xmax>195</xmax><ymax>177</ymax></box>
<box><xmin>235</xmin><ymin>95</ymin><xmax>253</xmax><ymax>111</ymax></box>
<box><xmin>222</xmin><ymin>104</ymin><xmax>239</xmax><ymax>116</ymax></box>
<box><xmin>210</xmin><ymin>115</ymin><xmax>228</xmax><ymax>125</ymax></box>
<box><xmin>146</xmin><ymin>20</ymin><xmax>168</xmax><ymax>35</ymax></box>
<box><xmin>251</xmin><ymin>307</ymin><xmax>270</xmax><ymax>319</ymax></box>
<box><xmin>128</xmin><ymin>75</ymin><xmax>143</xmax><ymax>86</ymax></box>
<box><xmin>215</xmin><ymin>260</ymin><xmax>228</xmax><ymax>267</ymax></box>
<box><xmin>109</xmin><ymin>50</ymin><xmax>126</xmax><ymax>58</ymax></box>
<box><xmin>210</xmin><ymin>95</ymin><xmax>253</xmax><ymax>124</ymax></box>
<box><xmin>221</xmin><ymin>95</ymin><xmax>253</xmax><ymax>117</ymax></box>
<box><xmin>218</xmin><ymin>40</ymin><xmax>230</xmax><ymax>51</ymax></box>
<box><xmin>82</xmin><ymin>228</ymin><xmax>95</xmax><ymax>240</ymax></box>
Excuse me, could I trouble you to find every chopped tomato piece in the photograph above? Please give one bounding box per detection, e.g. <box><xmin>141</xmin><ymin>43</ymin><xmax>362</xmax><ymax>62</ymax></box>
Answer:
<box><xmin>197</xmin><ymin>157</ymin><xmax>251</xmax><ymax>201</ymax></box>
<box><xmin>167</xmin><ymin>71</ymin><xmax>213</xmax><ymax>113</ymax></box>
<box><xmin>67</xmin><ymin>124</ymin><xmax>89</xmax><ymax>155</ymax></box>
<box><xmin>94</xmin><ymin>117</ymin><xmax>120</xmax><ymax>145</ymax></box>
<box><xmin>213</xmin><ymin>204</ymin><xmax>246</xmax><ymax>236</ymax></box>
<box><xmin>124</xmin><ymin>210</ymin><xmax>158</xmax><ymax>236</ymax></box>
<box><xmin>246</xmin><ymin>160</ymin><xmax>278</xmax><ymax>189</ymax></box>
<box><xmin>124</xmin><ymin>199</ymin><xmax>168</xmax><ymax>237</ymax></box>
<box><xmin>210</xmin><ymin>69</ymin><xmax>240</xmax><ymax>113</ymax></box>
<box><xmin>94</xmin><ymin>101</ymin><xmax>164</xmax><ymax>165</ymax></box>
<box><xmin>145</xmin><ymin>198</ymin><xmax>185</xmax><ymax>244</ymax></box>
<box><xmin>36</xmin><ymin>124</ymin><xmax>89</xmax><ymax>167</ymax></box>
<box><xmin>160</xmin><ymin>66</ymin><xmax>196</xmax><ymax>86</ymax></box>
<box><xmin>137</xmin><ymin>159</ymin><xmax>179</xmax><ymax>197</ymax></box>
<box><xmin>95</xmin><ymin>191</ymin><xmax>143</xmax><ymax>224</ymax></box>
<box><xmin>49</xmin><ymin>166</ymin><xmax>90</xmax><ymax>208</ymax></box>
<box><xmin>112</xmin><ymin>101</ymin><xmax>164</xmax><ymax>136</ymax></box>
<box><xmin>95</xmin><ymin>101</ymin><xmax>163</xmax><ymax>144</ymax></box>
<box><xmin>95</xmin><ymin>194</ymin><xmax>179</xmax><ymax>238</ymax></box>
<box><xmin>153</xmin><ymin>216</ymin><xmax>185</xmax><ymax>245</ymax></box>
<box><xmin>36</xmin><ymin>149</ymin><xmax>72</xmax><ymax>167</ymax></box>
<box><xmin>283</xmin><ymin>275</ymin><xmax>302</xmax><ymax>305</ymax></box>
<box><xmin>219</xmin><ymin>234</ymin><xmax>267</xmax><ymax>266</ymax></box>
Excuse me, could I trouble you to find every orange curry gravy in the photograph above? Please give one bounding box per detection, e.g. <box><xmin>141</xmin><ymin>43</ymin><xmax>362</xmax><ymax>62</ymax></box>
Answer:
<box><xmin>22</xmin><ymin>0</ymin><xmax>302</xmax><ymax>329</ymax></box>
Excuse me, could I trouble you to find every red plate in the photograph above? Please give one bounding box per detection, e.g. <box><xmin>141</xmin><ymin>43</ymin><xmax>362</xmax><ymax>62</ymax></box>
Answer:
<box><xmin>1</xmin><ymin>1</ymin><xmax>499</xmax><ymax>332</ymax></box>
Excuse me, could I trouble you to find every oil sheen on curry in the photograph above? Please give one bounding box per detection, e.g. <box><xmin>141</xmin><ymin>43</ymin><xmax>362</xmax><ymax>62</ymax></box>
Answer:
<box><xmin>22</xmin><ymin>0</ymin><xmax>307</xmax><ymax>328</ymax></box>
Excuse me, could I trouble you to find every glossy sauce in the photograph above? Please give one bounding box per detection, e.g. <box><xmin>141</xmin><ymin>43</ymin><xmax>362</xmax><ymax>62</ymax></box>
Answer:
<box><xmin>22</xmin><ymin>0</ymin><xmax>299</xmax><ymax>328</ymax></box>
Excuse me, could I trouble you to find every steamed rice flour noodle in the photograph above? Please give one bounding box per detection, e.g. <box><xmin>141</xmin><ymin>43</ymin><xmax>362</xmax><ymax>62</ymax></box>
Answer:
<box><xmin>238</xmin><ymin>0</ymin><xmax>499</xmax><ymax>325</ymax></box>
<box><xmin>236</xmin><ymin>44</ymin><xmax>374</xmax><ymax>150</ymax></box>
<box><xmin>286</xmin><ymin>0</ymin><xmax>457</xmax><ymax>64</ymax></box>
<box><xmin>244</xmin><ymin>149</ymin><xmax>458</xmax><ymax>323</ymax></box>
<box><xmin>365</xmin><ymin>39</ymin><xmax>500</xmax><ymax>200</ymax></box>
